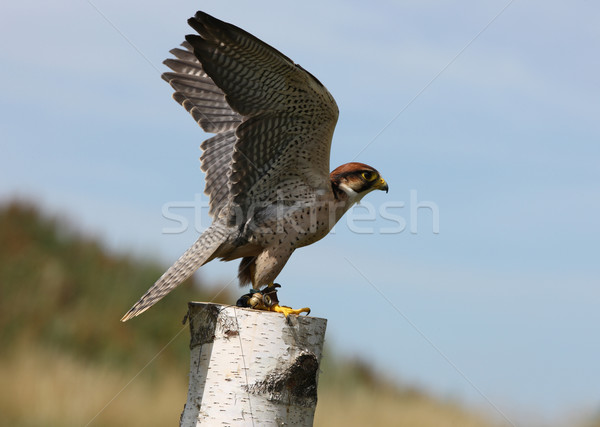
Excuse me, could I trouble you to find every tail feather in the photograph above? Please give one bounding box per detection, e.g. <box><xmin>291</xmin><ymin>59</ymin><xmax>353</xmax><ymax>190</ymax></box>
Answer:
<box><xmin>121</xmin><ymin>223</ymin><xmax>227</xmax><ymax>322</ymax></box>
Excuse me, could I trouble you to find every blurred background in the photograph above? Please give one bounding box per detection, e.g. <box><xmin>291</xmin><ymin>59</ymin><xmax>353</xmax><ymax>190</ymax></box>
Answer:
<box><xmin>1</xmin><ymin>1</ymin><xmax>599</xmax><ymax>426</ymax></box>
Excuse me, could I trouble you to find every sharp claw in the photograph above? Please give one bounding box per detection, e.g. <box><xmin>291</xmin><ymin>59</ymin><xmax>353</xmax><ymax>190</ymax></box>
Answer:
<box><xmin>270</xmin><ymin>304</ymin><xmax>311</xmax><ymax>317</ymax></box>
<box><xmin>237</xmin><ymin>285</ymin><xmax>310</xmax><ymax>316</ymax></box>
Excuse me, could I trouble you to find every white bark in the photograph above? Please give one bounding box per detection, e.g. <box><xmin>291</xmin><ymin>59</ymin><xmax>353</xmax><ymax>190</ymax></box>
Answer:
<box><xmin>180</xmin><ymin>303</ymin><xmax>327</xmax><ymax>427</ymax></box>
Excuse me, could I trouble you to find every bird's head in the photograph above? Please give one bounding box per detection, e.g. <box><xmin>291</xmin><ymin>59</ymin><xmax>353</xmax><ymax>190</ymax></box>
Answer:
<box><xmin>330</xmin><ymin>162</ymin><xmax>388</xmax><ymax>204</ymax></box>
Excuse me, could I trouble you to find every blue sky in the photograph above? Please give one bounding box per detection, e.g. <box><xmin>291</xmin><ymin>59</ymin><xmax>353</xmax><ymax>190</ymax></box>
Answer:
<box><xmin>2</xmin><ymin>1</ymin><xmax>599</xmax><ymax>425</ymax></box>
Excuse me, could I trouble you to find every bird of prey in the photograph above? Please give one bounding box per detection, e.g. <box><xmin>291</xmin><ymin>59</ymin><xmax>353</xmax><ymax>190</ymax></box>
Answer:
<box><xmin>121</xmin><ymin>11</ymin><xmax>388</xmax><ymax>321</ymax></box>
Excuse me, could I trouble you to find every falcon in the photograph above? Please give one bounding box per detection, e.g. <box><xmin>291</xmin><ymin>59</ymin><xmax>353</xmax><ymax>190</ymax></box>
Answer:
<box><xmin>121</xmin><ymin>11</ymin><xmax>388</xmax><ymax>321</ymax></box>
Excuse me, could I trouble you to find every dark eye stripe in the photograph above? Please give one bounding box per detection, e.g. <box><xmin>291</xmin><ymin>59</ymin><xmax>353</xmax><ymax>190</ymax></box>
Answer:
<box><xmin>332</xmin><ymin>169</ymin><xmax>377</xmax><ymax>182</ymax></box>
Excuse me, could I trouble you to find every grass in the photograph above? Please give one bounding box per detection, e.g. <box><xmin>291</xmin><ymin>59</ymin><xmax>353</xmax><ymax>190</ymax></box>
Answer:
<box><xmin>0</xmin><ymin>344</ymin><xmax>188</xmax><ymax>427</ymax></box>
<box><xmin>315</xmin><ymin>388</ymin><xmax>494</xmax><ymax>427</ymax></box>
<box><xmin>315</xmin><ymin>358</ymin><xmax>498</xmax><ymax>427</ymax></box>
<box><xmin>0</xmin><ymin>342</ymin><xmax>499</xmax><ymax>427</ymax></box>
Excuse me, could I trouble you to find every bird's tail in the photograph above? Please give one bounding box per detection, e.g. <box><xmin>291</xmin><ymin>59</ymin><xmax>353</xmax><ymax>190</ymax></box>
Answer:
<box><xmin>120</xmin><ymin>223</ymin><xmax>227</xmax><ymax>322</ymax></box>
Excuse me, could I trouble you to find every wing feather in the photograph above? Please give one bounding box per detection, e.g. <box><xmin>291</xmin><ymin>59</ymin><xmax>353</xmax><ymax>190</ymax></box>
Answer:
<box><xmin>200</xmin><ymin>130</ymin><xmax>236</xmax><ymax>216</ymax></box>
<box><xmin>162</xmin><ymin>42</ymin><xmax>241</xmax><ymax>217</ymax></box>
<box><xmin>162</xmin><ymin>12</ymin><xmax>339</xmax><ymax>220</ymax></box>
<box><xmin>185</xmin><ymin>12</ymin><xmax>339</xmax><ymax>213</ymax></box>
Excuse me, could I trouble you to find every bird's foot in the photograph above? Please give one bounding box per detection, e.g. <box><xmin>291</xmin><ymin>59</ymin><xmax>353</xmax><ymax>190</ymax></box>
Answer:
<box><xmin>236</xmin><ymin>283</ymin><xmax>310</xmax><ymax>317</ymax></box>
<box><xmin>268</xmin><ymin>304</ymin><xmax>311</xmax><ymax>317</ymax></box>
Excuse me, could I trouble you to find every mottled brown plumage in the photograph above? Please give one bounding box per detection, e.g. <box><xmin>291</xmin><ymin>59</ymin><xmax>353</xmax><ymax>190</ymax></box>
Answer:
<box><xmin>121</xmin><ymin>12</ymin><xmax>387</xmax><ymax>321</ymax></box>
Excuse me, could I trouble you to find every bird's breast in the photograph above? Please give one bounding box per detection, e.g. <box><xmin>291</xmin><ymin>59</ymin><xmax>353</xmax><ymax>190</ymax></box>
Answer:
<box><xmin>245</xmin><ymin>192</ymin><xmax>350</xmax><ymax>250</ymax></box>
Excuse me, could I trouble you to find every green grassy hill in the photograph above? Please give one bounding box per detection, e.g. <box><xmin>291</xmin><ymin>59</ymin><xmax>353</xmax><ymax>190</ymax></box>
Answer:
<box><xmin>0</xmin><ymin>200</ymin><xmax>504</xmax><ymax>427</ymax></box>
<box><xmin>0</xmin><ymin>200</ymin><xmax>228</xmax><ymax>370</ymax></box>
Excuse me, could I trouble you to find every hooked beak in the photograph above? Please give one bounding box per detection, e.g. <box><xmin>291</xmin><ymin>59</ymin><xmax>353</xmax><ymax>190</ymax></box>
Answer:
<box><xmin>375</xmin><ymin>176</ymin><xmax>389</xmax><ymax>193</ymax></box>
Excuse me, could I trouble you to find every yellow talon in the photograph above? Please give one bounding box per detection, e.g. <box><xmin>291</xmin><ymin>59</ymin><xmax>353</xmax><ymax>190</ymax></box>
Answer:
<box><xmin>237</xmin><ymin>283</ymin><xmax>310</xmax><ymax>317</ymax></box>
<box><xmin>269</xmin><ymin>304</ymin><xmax>311</xmax><ymax>317</ymax></box>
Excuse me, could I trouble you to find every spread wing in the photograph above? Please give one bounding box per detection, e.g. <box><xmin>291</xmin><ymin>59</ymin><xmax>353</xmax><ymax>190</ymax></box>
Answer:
<box><xmin>162</xmin><ymin>41</ymin><xmax>241</xmax><ymax>218</ymax></box>
<box><xmin>162</xmin><ymin>11</ymin><xmax>339</xmax><ymax>218</ymax></box>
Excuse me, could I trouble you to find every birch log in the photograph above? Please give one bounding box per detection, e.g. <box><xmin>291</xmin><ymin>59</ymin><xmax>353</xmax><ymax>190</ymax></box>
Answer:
<box><xmin>180</xmin><ymin>302</ymin><xmax>327</xmax><ymax>427</ymax></box>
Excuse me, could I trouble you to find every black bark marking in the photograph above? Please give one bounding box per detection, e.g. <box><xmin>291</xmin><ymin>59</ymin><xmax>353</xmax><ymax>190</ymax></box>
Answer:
<box><xmin>244</xmin><ymin>352</ymin><xmax>319</xmax><ymax>407</ymax></box>
<box><xmin>187</xmin><ymin>303</ymin><xmax>220</xmax><ymax>348</ymax></box>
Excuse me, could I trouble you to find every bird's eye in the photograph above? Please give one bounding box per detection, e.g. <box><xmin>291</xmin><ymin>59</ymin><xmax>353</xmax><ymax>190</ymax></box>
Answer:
<box><xmin>361</xmin><ymin>171</ymin><xmax>376</xmax><ymax>181</ymax></box>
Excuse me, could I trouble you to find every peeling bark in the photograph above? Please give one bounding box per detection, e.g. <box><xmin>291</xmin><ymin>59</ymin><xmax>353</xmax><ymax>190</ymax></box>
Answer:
<box><xmin>244</xmin><ymin>352</ymin><xmax>319</xmax><ymax>407</ymax></box>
